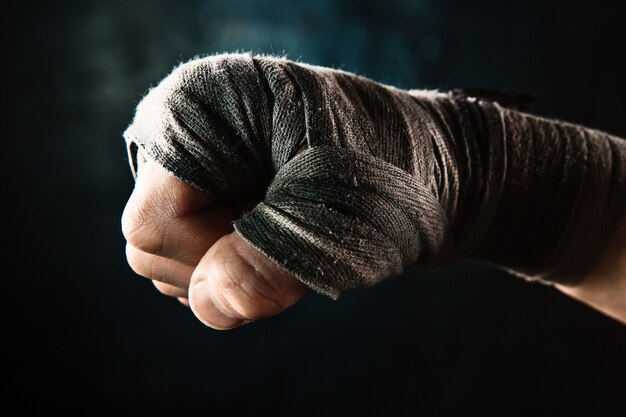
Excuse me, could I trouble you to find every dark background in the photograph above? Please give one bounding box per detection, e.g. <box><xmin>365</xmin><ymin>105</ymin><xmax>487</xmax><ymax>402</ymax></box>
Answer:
<box><xmin>9</xmin><ymin>1</ymin><xmax>626</xmax><ymax>416</ymax></box>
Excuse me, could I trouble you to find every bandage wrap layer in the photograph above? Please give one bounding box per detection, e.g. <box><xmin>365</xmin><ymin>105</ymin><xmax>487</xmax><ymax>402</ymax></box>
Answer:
<box><xmin>124</xmin><ymin>53</ymin><xmax>626</xmax><ymax>299</ymax></box>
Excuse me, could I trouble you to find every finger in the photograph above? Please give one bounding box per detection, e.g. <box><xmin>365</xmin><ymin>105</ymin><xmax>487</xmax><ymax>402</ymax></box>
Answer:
<box><xmin>188</xmin><ymin>232</ymin><xmax>308</xmax><ymax>330</ymax></box>
<box><xmin>128</xmin><ymin>204</ymin><xmax>236</xmax><ymax>266</ymax></box>
<box><xmin>152</xmin><ymin>280</ymin><xmax>188</xmax><ymax>298</ymax></box>
<box><xmin>126</xmin><ymin>243</ymin><xmax>195</xmax><ymax>288</ymax></box>
<box><xmin>136</xmin><ymin>156</ymin><xmax>215</xmax><ymax>216</ymax></box>
<box><xmin>178</xmin><ymin>297</ymin><xmax>190</xmax><ymax>307</ymax></box>
<box><xmin>122</xmin><ymin>158</ymin><xmax>237</xmax><ymax>265</ymax></box>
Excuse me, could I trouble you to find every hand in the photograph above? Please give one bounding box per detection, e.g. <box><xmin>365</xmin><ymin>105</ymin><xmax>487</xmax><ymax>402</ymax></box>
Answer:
<box><xmin>122</xmin><ymin>156</ymin><xmax>308</xmax><ymax>330</ymax></box>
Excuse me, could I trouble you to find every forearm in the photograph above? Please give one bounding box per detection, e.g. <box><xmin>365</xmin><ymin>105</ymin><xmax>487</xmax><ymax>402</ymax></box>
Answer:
<box><xmin>427</xmin><ymin>95</ymin><xmax>626</xmax><ymax>285</ymax></box>
<box><xmin>555</xmin><ymin>214</ymin><xmax>626</xmax><ymax>324</ymax></box>
<box><xmin>432</xmin><ymin>97</ymin><xmax>626</xmax><ymax>323</ymax></box>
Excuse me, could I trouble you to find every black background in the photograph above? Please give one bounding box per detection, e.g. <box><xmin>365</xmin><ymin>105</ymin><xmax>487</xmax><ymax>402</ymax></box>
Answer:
<box><xmin>8</xmin><ymin>1</ymin><xmax>626</xmax><ymax>416</ymax></box>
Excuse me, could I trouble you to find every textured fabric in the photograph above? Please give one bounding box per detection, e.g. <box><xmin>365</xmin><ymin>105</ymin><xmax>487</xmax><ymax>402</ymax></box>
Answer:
<box><xmin>124</xmin><ymin>53</ymin><xmax>626</xmax><ymax>300</ymax></box>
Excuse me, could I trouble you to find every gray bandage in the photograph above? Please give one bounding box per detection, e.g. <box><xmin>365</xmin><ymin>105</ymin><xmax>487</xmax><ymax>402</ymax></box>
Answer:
<box><xmin>124</xmin><ymin>53</ymin><xmax>626</xmax><ymax>299</ymax></box>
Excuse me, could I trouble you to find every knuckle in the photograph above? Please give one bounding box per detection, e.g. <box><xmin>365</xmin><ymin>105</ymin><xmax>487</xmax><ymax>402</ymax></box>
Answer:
<box><xmin>121</xmin><ymin>200</ymin><xmax>167</xmax><ymax>256</ymax></box>
<box><xmin>121</xmin><ymin>199</ymin><xmax>148</xmax><ymax>243</ymax></box>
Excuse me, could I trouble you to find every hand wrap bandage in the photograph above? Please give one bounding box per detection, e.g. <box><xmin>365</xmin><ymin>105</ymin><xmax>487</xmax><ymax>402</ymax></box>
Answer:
<box><xmin>124</xmin><ymin>53</ymin><xmax>626</xmax><ymax>299</ymax></box>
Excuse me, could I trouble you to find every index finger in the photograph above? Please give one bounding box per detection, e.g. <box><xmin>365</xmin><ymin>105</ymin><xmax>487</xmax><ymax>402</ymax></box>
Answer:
<box><xmin>122</xmin><ymin>156</ymin><xmax>236</xmax><ymax>266</ymax></box>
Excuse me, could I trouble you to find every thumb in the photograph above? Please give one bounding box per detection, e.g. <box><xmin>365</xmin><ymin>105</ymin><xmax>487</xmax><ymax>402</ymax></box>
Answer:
<box><xmin>188</xmin><ymin>232</ymin><xmax>308</xmax><ymax>330</ymax></box>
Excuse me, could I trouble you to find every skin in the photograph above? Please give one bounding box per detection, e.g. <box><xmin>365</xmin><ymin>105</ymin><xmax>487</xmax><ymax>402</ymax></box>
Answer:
<box><xmin>122</xmin><ymin>157</ymin><xmax>308</xmax><ymax>329</ymax></box>
<box><xmin>555</xmin><ymin>215</ymin><xmax>626</xmax><ymax>324</ymax></box>
<box><xmin>122</xmin><ymin>157</ymin><xmax>626</xmax><ymax>329</ymax></box>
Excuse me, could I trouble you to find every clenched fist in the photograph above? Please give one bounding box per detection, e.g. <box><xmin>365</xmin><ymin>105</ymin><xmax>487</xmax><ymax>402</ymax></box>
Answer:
<box><xmin>122</xmin><ymin>155</ymin><xmax>308</xmax><ymax>330</ymax></box>
<box><xmin>121</xmin><ymin>54</ymin><xmax>626</xmax><ymax>328</ymax></box>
